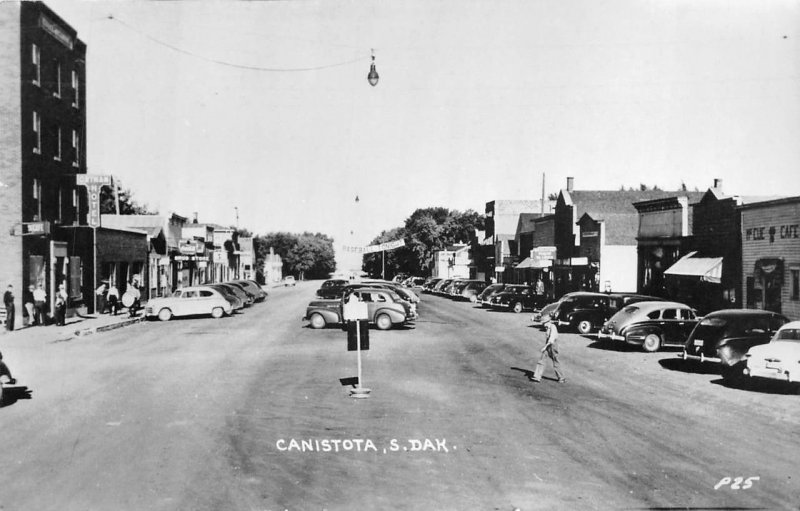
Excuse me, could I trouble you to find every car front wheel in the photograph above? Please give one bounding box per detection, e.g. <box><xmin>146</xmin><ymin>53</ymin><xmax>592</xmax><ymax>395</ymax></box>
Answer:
<box><xmin>375</xmin><ymin>313</ymin><xmax>392</xmax><ymax>330</ymax></box>
<box><xmin>512</xmin><ymin>302</ymin><xmax>523</xmax><ymax>313</ymax></box>
<box><xmin>642</xmin><ymin>333</ymin><xmax>662</xmax><ymax>352</ymax></box>
<box><xmin>577</xmin><ymin>320</ymin><xmax>593</xmax><ymax>335</ymax></box>
<box><xmin>211</xmin><ymin>307</ymin><xmax>224</xmax><ymax>319</ymax></box>
<box><xmin>309</xmin><ymin>313</ymin><xmax>326</xmax><ymax>329</ymax></box>
<box><xmin>158</xmin><ymin>308</ymin><xmax>172</xmax><ymax>322</ymax></box>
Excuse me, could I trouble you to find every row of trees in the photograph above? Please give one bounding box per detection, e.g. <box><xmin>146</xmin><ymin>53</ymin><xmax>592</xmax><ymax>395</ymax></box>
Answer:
<box><xmin>253</xmin><ymin>232</ymin><xmax>336</xmax><ymax>282</ymax></box>
<box><xmin>363</xmin><ymin>207</ymin><xmax>484</xmax><ymax>278</ymax></box>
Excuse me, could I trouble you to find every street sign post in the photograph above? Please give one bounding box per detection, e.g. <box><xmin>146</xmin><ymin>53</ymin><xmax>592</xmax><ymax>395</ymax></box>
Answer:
<box><xmin>343</xmin><ymin>295</ymin><xmax>370</xmax><ymax>399</ymax></box>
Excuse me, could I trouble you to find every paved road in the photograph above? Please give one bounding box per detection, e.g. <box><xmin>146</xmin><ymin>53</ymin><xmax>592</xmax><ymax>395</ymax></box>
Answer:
<box><xmin>1</xmin><ymin>282</ymin><xmax>798</xmax><ymax>510</ymax></box>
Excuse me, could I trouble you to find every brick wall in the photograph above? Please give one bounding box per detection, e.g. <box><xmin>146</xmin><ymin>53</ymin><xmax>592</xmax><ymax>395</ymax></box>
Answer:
<box><xmin>0</xmin><ymin>2</ymin><xmax>24</xmax><ymax>327</ymax></box>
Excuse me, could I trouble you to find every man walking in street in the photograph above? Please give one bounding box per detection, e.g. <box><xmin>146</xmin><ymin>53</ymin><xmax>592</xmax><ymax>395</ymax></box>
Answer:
<box><xmin>3</xmin><ymin>285</ymin><xmax>15</xmax><ymax>331</ymax></box>
<box><xmin>531</xmin><ymin>313</ymin><xmax>566</xmax><ymax>383</ymax></box>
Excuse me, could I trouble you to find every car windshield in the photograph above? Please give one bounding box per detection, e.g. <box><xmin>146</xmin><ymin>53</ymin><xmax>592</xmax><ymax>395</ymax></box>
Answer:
<box><xmin>775</xmin><ymin>328</ymin><xmax>800</xmax><ymax>342</ymax></box>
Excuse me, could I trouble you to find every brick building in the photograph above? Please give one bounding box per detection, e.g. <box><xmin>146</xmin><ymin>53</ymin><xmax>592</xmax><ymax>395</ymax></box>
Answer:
<box><xmin>0</xmin><ymin>1</ymin><xmax>87</xmax><ymax>324</ymax></box>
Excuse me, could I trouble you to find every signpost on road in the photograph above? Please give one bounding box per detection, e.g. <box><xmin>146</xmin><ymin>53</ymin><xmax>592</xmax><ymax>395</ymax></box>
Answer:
<box><xmin>343</xmin><ymin>295</ymin><xmax>370</xmax><ymax>399</ymax></box>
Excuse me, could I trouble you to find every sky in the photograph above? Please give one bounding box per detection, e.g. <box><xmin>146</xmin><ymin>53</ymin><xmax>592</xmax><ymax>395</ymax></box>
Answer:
<box><xmin>42</xmin><ymin>0</ymin><xmax>800</xmax><ymax>270</ymax></box>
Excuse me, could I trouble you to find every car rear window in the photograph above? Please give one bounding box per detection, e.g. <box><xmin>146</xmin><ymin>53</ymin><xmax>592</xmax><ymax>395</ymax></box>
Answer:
<box><xmin>618</xmin><ymin>305</ymin><xmax>639</xmax><ymax>317</ymax></box>
<box><xmin>775</xmin><ymin>328</ymin><xmax>800</xmax><ymax>341</ymax></box>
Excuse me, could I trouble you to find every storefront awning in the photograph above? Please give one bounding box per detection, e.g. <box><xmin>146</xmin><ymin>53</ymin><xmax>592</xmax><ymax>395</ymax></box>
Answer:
<box><xmin>515</xmin><ymin>257</ymin><xmax>551</xmax><ymax>269</ymax></box>
<box><xmin>664</xmin><ymin>251</ymin><xmax>723</xmax><ymax>284</ymax></box>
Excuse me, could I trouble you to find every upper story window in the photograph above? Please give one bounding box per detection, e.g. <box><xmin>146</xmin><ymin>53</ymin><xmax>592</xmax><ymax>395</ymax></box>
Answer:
<box><xmin>72</xmin><ymin>129</ymin><xmax>80</xmax><ymax>167</ymax></box>
<box><xmin>53</xmin><ymin>126</ymin><xmax>62</xmax><ymax>161</ymax></box>
<box><xmin>53</xmin><ymin>60</ymin><xmax>62</xmax><ymax>98</ymax></box>
<box><xmin>31</xmin><ymin>44</ymin><xmax>40</xmax><ymax>86</ymax></box>
<box><xmin>32</xmin><ymin>111</ymin><xmax>41</xmax><ymax>154</ymax></box>
<box><xmin>71</xmin><ymin>70</ymin><xmax>80</xmax><ymax>109</ymax></box>
<box><xmin>32</xmin><ymin>178</ymin><xmax>42</xmax><ymax>221</ymax></box>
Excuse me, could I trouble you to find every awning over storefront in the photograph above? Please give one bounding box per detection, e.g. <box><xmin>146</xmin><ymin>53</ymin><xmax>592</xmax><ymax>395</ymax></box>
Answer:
<box><xmin>515</xmin><ymin>257</ymin><xmax>552</xmax><ymax>269</ymax></box>
<box><xmin>664</xmin><ymin>251</ymin><xmax>723</xmax><ymax>284</ymax></box>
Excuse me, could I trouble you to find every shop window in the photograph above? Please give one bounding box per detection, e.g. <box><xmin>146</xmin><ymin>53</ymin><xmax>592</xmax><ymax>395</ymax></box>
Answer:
<box><xmin>791</xmin><ymin>268</ymin><xmax>799</xmax><ymax>301</ymax></box>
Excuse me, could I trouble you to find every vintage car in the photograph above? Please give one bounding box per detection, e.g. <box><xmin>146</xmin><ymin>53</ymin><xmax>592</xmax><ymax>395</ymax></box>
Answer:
<box><xmin>597</xmin><ymin>300</ymin><xmax>699</xmax><ymax>352</ymax></box>
<box><xmin>422</xmin><ymin>278</ymin><xmax>442</xmax><ymax>293</ymax></box>
<box><xmin>477</xmin><ymin>284</ymin><xmax>509</xmax><ymax>308</ymax></box>
<box><xmin>743</xmin><ymin>321</ymin><xmax>800</xmax><ymax>384</ymax></box>
<box><xmin>450</xmin><ymin>280</ymin><xmax>488</xmax><ymax>302</ymax></box>
<box><xmin>681</xmin><ymin>309</ymin><xmax>789</xmax><ymax>380</ymax></box>
<box><xmin>304</xmin><ymin>287</ymin><xmax>417</xmax><ymax>330</ymax></box>
<box><xmin>487</xmin><ymin>285</ymin><xmax>547</xmax><ymax>313</ymax></box>
<box><xmin>553</xmin><ymin>292</ymin><xmax>664</xmax><ymax>334</ymax></box>
<box><xmin>361</xmin><ymin>280</ymin><xmax>421</xmax><ymax>304</ymax></box>
<box><xmin>145</xmin><ymin>286</ymin><xmax>233</xmax><ymax>321</ymax></box>
<box><xmin>316</xmin><ymin>279</ymin><xmax>350</xmax><ymax>299</ymax></box>
<box><xmin>231</xmin><ymin>279</ymin><xmax>268</xmax><ymax>302</ymax></box>
<box><xmin>283</xmin><ymin>276</ymin><xmax>296</xmax><ymax>287</ymax></box>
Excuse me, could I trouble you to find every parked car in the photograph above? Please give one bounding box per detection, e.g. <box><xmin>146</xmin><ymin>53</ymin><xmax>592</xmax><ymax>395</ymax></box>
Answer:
<box><xmin>487</xmin><ymin>285</ymin><xmax>547</xmax><ymax>313</ymax></box>
<box><xmin>283</xmin><ymin>276</ymin><xmax>296</xmax><ymax>287</ymax></box>
<box><xmin>440</xmin><ymin>279</ymin><xmax>464</xmax><ymax>296</ymax></box>
<box><xmin>432</xmin><ymin>279</ymin><xmax>454</xmax><ymax>295</ymax></box>
<box><xmin>359</xmin><ymin>280</ymin><xmax>421</xmax><ymax>304</ymax></box>
<box><xmin>553</xmin><ymin>292</ymin><xmax>663</xmax><ymax>334</ymax></box>
<box><xmin>744</xmin><ymin>321</ymin><xmax>800</xmax><ymax>384</ymax></box>
<box><xmin>304</xmin><ymin>287</ymin><xmax>417</xmax><ymax>330</ymax></box>
<box><xmin>226</xmin><ymin>281</ymin><xmax>260</xmax><ymax>303</ymax></box>
<box><xmin>316</xmin><ymin>279</ymin><xmax>349</xmax><ymax>299</ymax></box>
<box><xmin>422</xmin><ymin>278</ymin><xmax>442</xmax><ymax>293</ymax></box>
<box><xmin>597</xmin><ymin>301</ymin><xmax>699</xmax><ymax>352</ymax></box>
<box><xmin>451</xmin><ymin>280</ymin><xmax>488</xmax><ymax>302</ymax></box>
<box><xmin>215</xmin><ymin>282</ymin><xmax>253</xmax><ymax>307</ymax></box>
<box><xmin>681</xmin><ymin>309</ymin><xmax>789</xmax><ymax>381</ymax></box>
<box><xmin>478</xmin><ymin>283</ymin><xmax>509</xmax><ymax>308</ymax></box>
<box><xmin>206</xmin><ymin>284</ymin><xmax>245</xmax><ymax>311</ymax></box>
<box><xmin>145</xmin><ymin>286</ymin><xmax>232</xmax><ymax>321</ymax></box>
<box><xmin>531</xmin><ymin>292</ymin><xmax>583</xmax><ymax>325</ymax></box>
<box><xmin>232</xmin><ymin>280</ymin><xmax>268</xmax><ymax>302</ymax></box>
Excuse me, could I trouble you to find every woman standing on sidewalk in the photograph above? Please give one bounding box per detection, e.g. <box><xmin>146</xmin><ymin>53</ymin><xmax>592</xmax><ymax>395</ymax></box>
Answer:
<box><xmin>3</xmin><ymin>285</ymin><xmax>15</xmax><ymax>331</ymax></box>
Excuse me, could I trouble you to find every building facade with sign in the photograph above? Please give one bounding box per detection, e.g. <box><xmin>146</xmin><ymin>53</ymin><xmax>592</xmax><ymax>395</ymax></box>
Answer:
<box><xmin>553</xmin><ymin>177</ymin><xmax>681</xmax><ymax>297</ymax></box>
<box><xmin>433</xmin><ymin>245</ymin><xmax>470</xmax><ymax>279</ymax></box>
<box><xmin>0</xmin><ymin>1</ymin><xmax>88</xmax><ymax>325</ymax></box>
<box><xmin>739</xmin><ymin>196</ymin><xmax>800</xmax><ymax>320</ymax></box>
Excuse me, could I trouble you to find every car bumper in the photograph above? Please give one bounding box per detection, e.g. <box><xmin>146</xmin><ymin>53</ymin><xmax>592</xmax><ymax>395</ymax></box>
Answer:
<box><xmin>745</xmin><ymin>365</ymin><xmax>798</xmax><ymax>383</ymax></box>
<box><xmin>680</xmin><ymin>351</ymin><xmax>722</xmax><ymax>363</ymax></box>
<box><xmin>596</xmin><ymin>331</ymin><xmax>625</xmax><ymax>342</ymax></box>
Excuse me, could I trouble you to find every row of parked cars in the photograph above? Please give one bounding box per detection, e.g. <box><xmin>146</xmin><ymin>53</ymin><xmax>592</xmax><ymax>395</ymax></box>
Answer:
<box><xmin>426</xmin><ymin>279</ymin><xmax>800</xmax><ymax>388</ymax></box>
<box><xmin>144</xmin><ymin>280</ymin><xmax>268</xmax><ymax>321</ymax></box>
<box><xmin>304</xmin><ymin>279</ymin><xmax>420</xmax><ymax>330</ymax></box>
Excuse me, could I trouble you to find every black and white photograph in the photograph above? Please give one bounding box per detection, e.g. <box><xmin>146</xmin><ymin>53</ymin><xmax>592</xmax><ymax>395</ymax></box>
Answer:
<box><xmin>1</xmin><ymin>0</ymin><xmax>799</xmax><ymax>509</ymax></box>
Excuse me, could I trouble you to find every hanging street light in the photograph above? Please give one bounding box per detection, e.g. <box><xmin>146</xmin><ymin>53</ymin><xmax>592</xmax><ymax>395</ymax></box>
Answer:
<box><xmin>367</xmin><ymin>49</ymin><xmax>379</xmax><ymax>86</ymax></box>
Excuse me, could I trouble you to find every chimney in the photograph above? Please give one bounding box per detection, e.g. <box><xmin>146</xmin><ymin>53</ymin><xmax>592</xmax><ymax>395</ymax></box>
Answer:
<box><xmin>713</xmin><ymin>178</ymin><xmax>723</xmax><ymax>190</ymax></box>
<box><xmin>566</xmin><ymin>176</ymin><xmax>574</xmax><ymax>192</ymax></box>
<box><xmin>193</xmin><ymin>212</ymin><xmax>199</xmax><ymax>224</ymax></box>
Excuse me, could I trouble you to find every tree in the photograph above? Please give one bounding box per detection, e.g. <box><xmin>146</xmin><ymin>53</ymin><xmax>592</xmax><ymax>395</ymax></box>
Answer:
<box><xmin>363</xmin><ymin>207</ymin><xmax>486</xmax><ymax>278</ymax></box>
<box><xmin>253</xmin><ymin>231</ymin><xmax>336</xmax><ymax>281</ymax></box>
<box><xmin>99</xmin><ymin>183</ymin><xmax>156</xmax><ymax>215</ymax></box>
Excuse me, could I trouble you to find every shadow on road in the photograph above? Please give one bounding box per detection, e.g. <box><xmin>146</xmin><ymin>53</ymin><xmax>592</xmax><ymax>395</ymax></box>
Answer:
<box><xmin>0</xmin><ymin>386</ymin><xmax>33</xmax><ymax>408</ymax></box>
<box><xmin>710</xmin><ymin>378</ymin><xmax>800</xmax><ymax>395</ymax></box>
<box><xmin>586</xmin><ymin>340</ymin><xmax>637</xmax><ymax>352</ymax></box>
<box><xmin>510</xmin><ymin>366</ymin><xmax>560</xmax><ymax>382</ymax></box>
<box><xmin>658</xmin><ymin>357</ymin><xmax>721</xmax><ymax>375</ymax></box>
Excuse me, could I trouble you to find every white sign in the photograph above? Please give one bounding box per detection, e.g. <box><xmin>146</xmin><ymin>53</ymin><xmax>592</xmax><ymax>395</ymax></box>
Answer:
<box><xmin>342</xmin><ymin>239</ymin><xmax>405</xmax><ymax>254</ymax></box>
<box><xmin>343</xmin><ymin>297</ymin><xmax>369</xmax><ymax>320</ymax></box>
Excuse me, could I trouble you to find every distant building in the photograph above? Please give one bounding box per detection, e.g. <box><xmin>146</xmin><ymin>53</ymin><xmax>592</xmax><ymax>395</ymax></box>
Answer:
<box><xmin>263</xmin><ymin>247</ymin><xmax>283</xmax><ymax>285</ymax></box>
<box><xmin>433</xmin><ymin>245</ymin><xmax>470</xmax><ymax>279</ymax></box>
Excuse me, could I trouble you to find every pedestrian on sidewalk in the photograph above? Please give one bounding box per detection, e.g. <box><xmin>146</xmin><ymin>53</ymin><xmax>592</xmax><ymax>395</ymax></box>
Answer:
<box><xmin>33</xmin><ymin>284</ymin><xmax>47</xmax><ymax>325</ymax></box>
<box><xmin>531</xmin><ymin>314</ymin><xmax>566</xmax><ymax>383</ymax></box>
<box><xmin>95</xmin><ymin>282</ymin><xmax>107</xmax><ymax>315</ymax></box>
<box><xmin>3</xmin><ymin>285</ymin><xmax>15</xmax><ymax>331</ymax></box>
<box><xmin>107</xmin><ymin>284</ymin><xmax>120</xmax><ymax>315</ymax></box>
<box><xmin>23</xmin><ymin>285</ymin><xmax>35</xmax><ymax>326</ymax></box>
<box><xmin>54</xmin><ymin>283</ymin><xmax>68</xmax><ymax>326</ymax></box>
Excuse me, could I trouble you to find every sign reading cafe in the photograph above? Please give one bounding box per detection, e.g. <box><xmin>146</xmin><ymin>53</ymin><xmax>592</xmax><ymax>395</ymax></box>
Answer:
<box><xmin>745</xmin><ymin>224</ymin><xmax>799</xmax><ymax>243</ymax></box>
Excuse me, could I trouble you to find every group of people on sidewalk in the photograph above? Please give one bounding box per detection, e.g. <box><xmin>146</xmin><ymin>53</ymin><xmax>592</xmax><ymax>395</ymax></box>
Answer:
<box><xmin>3</xmin><ymin>283</ymin><xmax>68</xmax><ymax>331</ymax></box>
<box><xmin>94</xmin><ymin>277</ymin><xmax>141</xmax><ymax>317</ymax></box>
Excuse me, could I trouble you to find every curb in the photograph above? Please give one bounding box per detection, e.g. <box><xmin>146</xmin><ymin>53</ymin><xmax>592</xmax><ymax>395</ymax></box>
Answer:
<box><xmin>74</xmin><ymin>316</ymin><xmax>146</xmax><ymax>338</ymax></box>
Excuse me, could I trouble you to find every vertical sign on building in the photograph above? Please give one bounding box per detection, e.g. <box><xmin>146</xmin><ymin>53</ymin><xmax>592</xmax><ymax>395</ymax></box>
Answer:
<box><xmin>76</xmin><ymin>174</ymin><xmax>112</xmax><ymax>227</ymax></box>
<box><xmin>76</xmin><ymin>174</ymin><xmax>112</xmax><ymax>312</ymax></box>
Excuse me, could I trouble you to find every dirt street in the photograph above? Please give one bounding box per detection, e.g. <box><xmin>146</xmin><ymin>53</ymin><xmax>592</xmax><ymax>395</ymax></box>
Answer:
<box><xmin>1</xmin><ymin>282</ymin><xmax>798</xmax><ymax>510</ymax></box>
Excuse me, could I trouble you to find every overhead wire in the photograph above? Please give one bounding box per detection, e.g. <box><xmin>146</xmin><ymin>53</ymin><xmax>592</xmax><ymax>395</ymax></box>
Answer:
<box><xmin>107</xmin><ymin>15</ymin><xmax>372</xmax><ymax>72</ymax></box>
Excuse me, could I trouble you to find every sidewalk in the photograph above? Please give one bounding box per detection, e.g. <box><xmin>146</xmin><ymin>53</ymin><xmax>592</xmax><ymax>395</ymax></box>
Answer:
<box><xmin>1</xmin><ymin>310</ymin><xmax>145</xmax><ymax>345</ymax></box>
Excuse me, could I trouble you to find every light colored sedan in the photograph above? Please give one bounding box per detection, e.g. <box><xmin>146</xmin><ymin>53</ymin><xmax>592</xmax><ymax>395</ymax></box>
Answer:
<box><xmin>744</xmin><ymin>321</ymin><xmax>800</xmax><ymax>384</ymax></box>
<box><xmin>145</xmin><ymin>286</ymin><xmax>232</xmax><ymax>321</ymax></box>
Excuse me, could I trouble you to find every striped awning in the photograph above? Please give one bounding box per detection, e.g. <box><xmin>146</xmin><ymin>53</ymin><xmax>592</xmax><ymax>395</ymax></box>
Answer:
<box><xmin>664</xmin><ymin>251</ymin><xmax>723</xmax><ymax>284</ymax></box>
